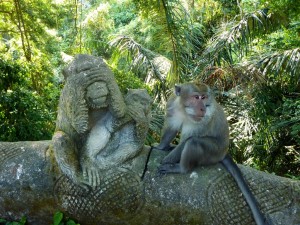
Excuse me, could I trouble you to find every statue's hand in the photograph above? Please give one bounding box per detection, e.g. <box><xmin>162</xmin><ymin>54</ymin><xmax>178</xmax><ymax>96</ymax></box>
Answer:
<box><xmin>80</xmin><ymin>158</ymin><xmax>101</xmax><ymax>187</ymax></box>
<box><xmin>72</xmin><ymin>171</ymin><xmax>91</xmax><ymax>191</ymax></box>
<box><xmin>127</xmin><ymin>107</ymin><xmax>145</xmax><ymax>123</ymax></box>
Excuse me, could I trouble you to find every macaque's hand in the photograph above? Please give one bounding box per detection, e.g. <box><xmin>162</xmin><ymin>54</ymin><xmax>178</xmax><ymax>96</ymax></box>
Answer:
<box><xmin>127</xmin><ymin>107</ymin><xmax>145</xmax><ymax>123</ymax></box>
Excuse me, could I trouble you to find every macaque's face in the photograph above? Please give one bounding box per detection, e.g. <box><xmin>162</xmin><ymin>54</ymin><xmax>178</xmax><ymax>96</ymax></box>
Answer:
<box><xmin>176</xmin><ymin>83</ymin><xmax>211</xmax><ymax>122</ymax></box>
<box><xmin>86</xmin><ymin>82</ymin><xmax>109</xmax><ymax>108</ymax></box>
<box><xmin>184</xmin><ymin>92</ymin><xmax>208</xmax><ymax>121</ymax></box>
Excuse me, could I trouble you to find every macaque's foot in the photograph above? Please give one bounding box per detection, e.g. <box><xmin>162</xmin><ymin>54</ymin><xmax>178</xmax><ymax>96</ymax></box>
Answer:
<box><xmin>158</xmin><ymin>163</ymin><xmax>181</xmax><ymax>175</ymax></box>
<box><xmin>153</xmin><ymin>143</ymin><xmax>176</xmax><ymax>152</ymax></box>
<box><xmin>161</xmin><ymin>153</ymin><xmax>180</xmax><ymax>165</ymax></box>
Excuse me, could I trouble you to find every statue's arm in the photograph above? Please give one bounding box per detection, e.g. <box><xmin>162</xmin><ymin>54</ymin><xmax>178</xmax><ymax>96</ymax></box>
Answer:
<box><xmin>52</xmin><ymin>131</ymin><xmax>83</xmax><ymax>183</ymax></box>
<box><xmin>97</xmin><ymin>141</ymin><xmax>143</xmax><ymax>170</ymax></box>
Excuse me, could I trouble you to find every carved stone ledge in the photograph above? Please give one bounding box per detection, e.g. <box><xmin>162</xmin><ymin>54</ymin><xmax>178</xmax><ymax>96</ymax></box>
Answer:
<box><xmin>0</xmin><ymin>142</ymin><xmax>299</xmax><ymax>224</ymax></box>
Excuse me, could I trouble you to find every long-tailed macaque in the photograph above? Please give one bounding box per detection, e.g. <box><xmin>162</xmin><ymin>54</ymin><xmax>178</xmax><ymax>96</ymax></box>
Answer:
<box><xmin>156</xmin><ymin>82</ymin><xmax>272</xmax><ymax>225</ymax></box>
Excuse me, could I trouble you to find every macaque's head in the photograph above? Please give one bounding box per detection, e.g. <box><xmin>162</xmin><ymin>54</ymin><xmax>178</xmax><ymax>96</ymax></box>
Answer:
<box><xmin>86</xmin><ymin>81</ymin><xmax>109</xmax><ymax>109</ymax></box>
<box><xmin>175</xmin><ymin>82</ymin><xmax>214</xmax><ymax>122</ymax></box>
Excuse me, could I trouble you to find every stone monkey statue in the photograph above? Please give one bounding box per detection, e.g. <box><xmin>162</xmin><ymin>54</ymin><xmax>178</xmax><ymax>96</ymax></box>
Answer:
<box><xmin>52</xmin><ymin>54</ymin><xmax>151</xmax><ymax>187</ymax></box>
<box><xmin>83</xmin><ymin>89</ymin><xmax>151</xmax><ymax>181</ymax></box>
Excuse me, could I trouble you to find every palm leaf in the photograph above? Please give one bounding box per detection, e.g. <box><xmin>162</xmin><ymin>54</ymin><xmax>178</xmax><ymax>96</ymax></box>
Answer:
<box><xmin>201</xmin><ymin>10</ymin><xmax>271</xmax><ymax>67</ymax></box>
<box><xmin>254</xmin><ymin>48</ymin><xmax>300</xmax><ymax>86</ymax></box>
<box><xmin>110</xmin><ymin>35</ymin><xmax>170</xmax><ymax>82</ymax></box>
<box><xmin>160</xmin><ymin>0</ymin><xmax>204</xmax><ymax>83</ymax></box>
<box><xmin>110</xmin><ymin>35</ymin><xmax>172</xmax><ymax>101</ymax></box>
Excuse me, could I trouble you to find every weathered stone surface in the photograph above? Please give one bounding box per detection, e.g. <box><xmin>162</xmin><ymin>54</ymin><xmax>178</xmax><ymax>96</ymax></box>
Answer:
<box><xmin>52</xmin><ymin>54</ymin><xmax>152</xmax><ymax>187</ymax></box>
<box><xmin>0</xmin><ymin>54</ymin><xmax>299</xmax><ymax>225</ymax></box>
<box><xmin>0</xmin><ymin>141</ymin><xmax>55</xmax><ymax>225</ymax></box>
<box><xmin>142</xmin><ymin>150</ymin><xmax>300</xmax><ymax>225</ymax></box>
<box><xmin>0</xmin><ymin>142</ymin><xmax>299</xmax><ymax>225</ymax></box>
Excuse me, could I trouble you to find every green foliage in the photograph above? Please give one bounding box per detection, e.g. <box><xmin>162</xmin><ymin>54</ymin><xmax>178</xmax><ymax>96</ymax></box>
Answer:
<box><xmin>260</xmin><ymin>0</ymin><xmax>300</xmax><ymax>20</ymax></box>
<box><xmin>254</xmin><ymin>48</ymin><xmax>300</xmax><ymax>90</ymax></box>
<box><xmin>226</xmin><ymin>83</ymin><xmax>300</xmax><ymax>178</ymax></box>
<box><xmin>53</xmin><ymin>212</ymin><xmax>63</xmax><ymax>225</ymax></box>
<box><xmin>52</xmin><ymin>212</ymin><xmax>80</xmax><ymax>225</ymax></box>
<box><xmin>263</xmin><ymin>26</ymin><xmax>300</xmax><ymax>50</ymax></box>
<box><xmin>0</xmin><ymin>87</ymin><xmax>55</xmax><ymax>141</ymax></box>
<box><xmin>202</xmin><ymin>10</ymin><xmax>271</xmax><ymax>67</ymax></box>
<box><xmin>146</xmin><ymin>104</ymin><xmax>165</xmax><ymax>144</ymax></box>
<box><xmin>80</xmin><ymin>2</ymin><xmax>114</xmax><ymax>56</ymax></box>
<box><xmin>109</xmin><ymin>35</ymin><xmax>172</xmax><ymax>101</ymax></box>
<box><xmin>231</xmin><ymin>84</ymin><xmax>300</xmax><ymax>177</ymax></box>
<box><xmin>0</xmin><ymin>59</ymin><xmax>27</xmax><ymax>90</ymax></box>
<box><xmin>111</xmin><ymin>66</ymin><xmax>151</xmax><ymax>94</ymax></box>
<box><xmin>276</xmin><ymin>98</ymin><xmax>300</xmax><ymax>144</ymax></box>
<box><xmin>0</xmin><ymin>0</ymin><xmax>64</xmax><ymax>141</ymax></box>
<box><xmin>0</xmin><ymin>212</ymin><xmax>79</xmax><ymax>225</ymax></box>
<box><xmin>0</xmin><ymin>216</ymin><xmax>26</xmax><ymax>225</ymax></box>
<box><xmin>0</xmin><ymin>59</ymin><xmax>59</xmax><ymax>141</ymax></box>
<box><xmin>240</xmin><ymin>0</ymin><xmax>261</xmax><ymax>13</ymax></box>
<box><xmin>110</xmin><ymin>0</ymin><xmax>136</xmax><ymax>28</ymax></box>
<box><xmin>216</xmin><ymin>0</ymin><xmax>239</xmax><ymax>16</ymax></box>
<box><xmin>110</xmin><ymin>36</ymin><xmax>162</xmax><ymax>81</ymax></box>
<box><xmin>116</xmin><ymin>16</ymin><xmax>172</xmax><ymax>57</ymax></box>
<box><xmin>134</xmin><ymin>0</ymin><xmax>204</xmax><ymax>83</ymax></box>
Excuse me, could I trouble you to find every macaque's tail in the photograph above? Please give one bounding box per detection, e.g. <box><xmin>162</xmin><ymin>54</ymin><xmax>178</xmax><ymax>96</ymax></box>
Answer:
<box><xmin>221</xmin><ymin>154</ymin><xmax>273</xmax><ymax>225</ymax></box>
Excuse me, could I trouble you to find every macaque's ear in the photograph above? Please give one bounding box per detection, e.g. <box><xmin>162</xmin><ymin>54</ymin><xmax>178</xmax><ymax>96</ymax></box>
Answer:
<box><xmin>175</xmin><ymin>84</ymin><xmax>181</xmax><ymax>96</ymax></box>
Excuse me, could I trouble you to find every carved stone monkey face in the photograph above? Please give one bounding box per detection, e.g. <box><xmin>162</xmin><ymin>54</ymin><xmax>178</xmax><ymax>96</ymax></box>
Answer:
<box><xmin>86</xmin><ymin>81</ymin><xmax>109</xmax><ymax>109</ymax></box>
<box><xmin>125</xmin><ymin>89</ymin><xmax>152</xmax><ymax>117</ymax></box>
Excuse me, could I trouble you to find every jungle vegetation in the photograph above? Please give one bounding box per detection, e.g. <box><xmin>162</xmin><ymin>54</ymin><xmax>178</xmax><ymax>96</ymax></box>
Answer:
<box><xmin>0</xmin><ymin>0</ymin><xmax>299</xmax><ymax>178</ymax></box>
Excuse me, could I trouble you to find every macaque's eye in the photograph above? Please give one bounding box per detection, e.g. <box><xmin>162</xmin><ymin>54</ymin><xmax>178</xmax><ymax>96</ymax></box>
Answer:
<box><xmin>193</xmin><ymin>95</ymin><xmax>207</xmax><ymax>100</ymax></box>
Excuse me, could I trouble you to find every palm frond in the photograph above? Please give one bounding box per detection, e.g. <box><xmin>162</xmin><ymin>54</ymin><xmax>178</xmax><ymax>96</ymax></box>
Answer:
<box><xmin>258</xmin><ymin>48</ymin><xmax>300</xmax><ymax>78</ymax></box>
<box><xmin>110</xmin><ymin>35</ymin><xmax>170</xmax><ymax>83</ymax></box>
<box><xmin>202</xmin><ymin>10</ymin><xmax>271</xmax><ymax>67</ymax></box>
<box><xmin>244</xmin><ymin>48</ymin><xmax>300</xmax><ymax>91</ymax></box>
<box><xmin>149</xmin><ymin>0</ymin><xmax>203</xmax><ymax>83</ymax></box>
<box><xmin>110</xmin><ymin>35</ymin><xmax>172</xmax><ymax>102</ymax></box>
